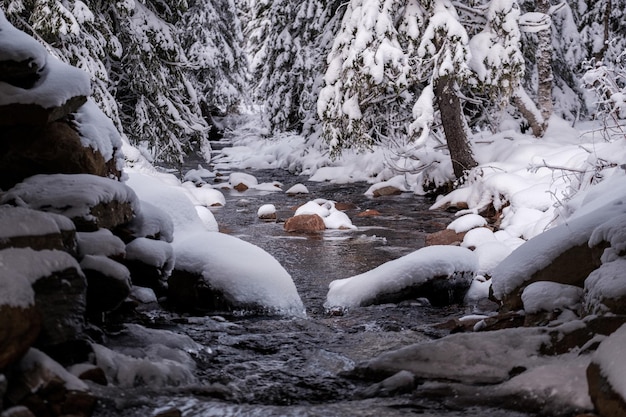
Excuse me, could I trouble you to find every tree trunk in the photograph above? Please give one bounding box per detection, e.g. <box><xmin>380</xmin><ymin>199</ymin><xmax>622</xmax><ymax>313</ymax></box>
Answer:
<box><xmin>513</xmin><ymin>87</ymin><xmax>545</xmax><ymax>137</ymax></box>
<box><xmin>536</xmin><ymin>0</ymin><xmax>553</xmax><ymax>128</ymax></box>
<box><xmin>434</xmin><ymin>75</ymin><xmax>478</xmax><ymax>179</ymax></box>
<box><xmin>593</xmin><ymin>0</ymin><xmax>611</xmax><ymax>61</ymax></box>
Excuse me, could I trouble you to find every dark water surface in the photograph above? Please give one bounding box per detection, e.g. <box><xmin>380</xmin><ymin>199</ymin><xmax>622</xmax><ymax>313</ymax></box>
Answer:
<box><xmin>94</xmin><ymin>156</ymin><xmax>532</xmax><ymax>417</ymax></box>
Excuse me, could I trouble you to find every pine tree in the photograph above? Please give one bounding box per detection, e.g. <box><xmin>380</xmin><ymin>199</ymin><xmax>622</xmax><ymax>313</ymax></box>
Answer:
<box><xmin>181</xmin><ymin>0</ymin><xmax>249</xmax><ymax>119</ymax></box>
<box><xmin>246</xmin><ymin>0</ymin><xmax>344</xmax><ymax>135</ymax></box>
<box><xmin>317</xmin><ymin>0</ymin><xmax>423</xmax><ymax>156</ymax></box>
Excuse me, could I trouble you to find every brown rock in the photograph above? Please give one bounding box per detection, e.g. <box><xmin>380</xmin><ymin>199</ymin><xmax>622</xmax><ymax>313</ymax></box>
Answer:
<box><xmin>233</xmin><ymin>183</ymin><xmax>248</xmax><ymax>192</ymax></box>
<box><xmin>334</xmin><ymin>202</ymin><xmax>357</xmax><ymax>211</ymax></box>
<box><xmin>0</xmin><ymin>95</ymin><xmax>86</xmax><ymax>127</ymax></box>
<box><xmin>0</xmin><ymin>120</ymin><xmax>120</xmax><ymax>190</ymax></box>
<box><xmin>425</xmin><ymin>229</ymin><xmax>466</xmax><ymax>246</ymax></box>
<box><xmin>284</xmin><ymin>214</ymin><xmax>326</xmax><ymax>233</ymax></box>
<box><xmin>0</xmin><ymin>305</ymin><xmax>41</xmax><ymax>370</ymax></box>
<box><xmin>77</xmin><ymin>366</ymin><xmax>108</xmax><ymax>386</ymax></box>
<box><xmin>357</xmin><ymin>209</ymin><xmax>381</xmax><ymax>217</ymax></box>
<box><xmin>258</xmin><ymin>212</ymin><xmax>277</xmax><ymax>221</ymax></box>
<box><xmin>372</xmin><ymin>186</ymin><xmax>402</xmax><ymax>197</ymax></box>
<box><xmin>587</xmin><ymin>362</ymin><xmax>626</xmax><ymax>417</ymax></box>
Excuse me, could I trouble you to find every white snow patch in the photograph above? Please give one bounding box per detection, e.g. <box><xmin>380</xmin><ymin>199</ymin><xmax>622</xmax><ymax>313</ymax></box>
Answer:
<box><xmin>76</xmin><ymin>229</ymin><xmax>125</xmax><ymax>259</ymax></box>
<box><xmin>592</xmin><ymin>324</ymin><xmax>626</xmax><ymax>401</ymax></box>
<box><xmin>447</xmin><ymin>214</ymin><xmax>487</xmax><ymax>233</ymax></box>
<box><xmin>286</xmin><ymin>183</ymin><xmax>309</xmax><ymax>194</ymax></box>
<box><xmin>521</xmin><ymin>281</ymin><xmax>583</xmax><ymax>314</ymax></box>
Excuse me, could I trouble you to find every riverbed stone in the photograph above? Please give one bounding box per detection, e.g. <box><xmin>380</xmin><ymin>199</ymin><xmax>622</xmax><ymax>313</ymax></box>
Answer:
<box><xmin>587</xmin><ymin>362</ymin><xmax>626</xmax><ymax>417</ymax></box>
<box><xmin>425</xmin><ymin>228</ymin><xmax>465</xmax><ymax>246</ymax></box>
<box><xmin>284</xmin><ymin>214</ymin><xmax>326</xmax><ymax>233</ymax></box>
<box><xmin>0</xmin><ymin>305</ymin><xmax>40</xmax><ymax>370</ymax></box>
<box><xmin>168</xmin><ymin>269</ymin><xmax>244</xmax><ymax>313</ymax></box>
<box><xmin>80</xmin><ymin>255</ymin><xmax>132</xmax><ymax>315</ymax></box>
<box><xmin>372</xmin><ymin>186</ymin><xmax>402</xmax><ymax>197</ymax></box>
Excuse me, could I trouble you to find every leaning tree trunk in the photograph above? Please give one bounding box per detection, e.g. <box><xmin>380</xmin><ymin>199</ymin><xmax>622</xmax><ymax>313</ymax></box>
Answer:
<box><xmin>434</xmin><ymin>75</ymin><xmax>478</xmax><ymax>179</ymax></box>
<box><xmin>536</xmin><ymin>0</ymin><xmax>553</xmax><ymax>129</ymax></box>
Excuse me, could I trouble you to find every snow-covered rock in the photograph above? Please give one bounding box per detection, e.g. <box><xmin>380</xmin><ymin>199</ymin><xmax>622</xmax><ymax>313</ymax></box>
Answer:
<box><xmin>286</xmin><ymin>183</ymin><xmax>309</xmax><ymax>194</ymax></box>
<box><xmin>169</xmin><ymin>231</ymin><xmax>305</xmax><ymax>316</ymax></box>
<box><xmin>182</xmin><ymin>181</ymin><xmax>226</xmax><ymax>207</ymax></box>
<box><xmin>76</xmin><ymin>228</ymin><xmax>125</xmax><ymax>260</ymax></box>
<box><xmin>257</xmin><ymin>204</ymin><xmax>277</xmax><ymax>220</ymax></box>
<box><xmin>1</xmin><ymin>174</ymin><xmax>139</xmax><ymax>232</ymax></box>
<box><xmin>587</xmin><ymin>324</ymin><xmax>626</xmax><ymax>417</ymax></box>
<box><xmin>522</xmin><ymin>281</ymin><xmax>583</xmax><ymax>325</ymax></box>
<box><xmin>123</xmin><ymin>237</ymin><xmax>174</xmax><ymax>294</ymax></box>
<box><xmin>183</xmin><ymin>164</ymin><xmax>215</xmax><ymax>184</ymax></box>
<box><xmin>0</xmin><ymin>205</ymin><xmax>76</xmax><ymax>253</ymax></box>
<box><xmin>80</xmin><ymin>255</ymin><xmax>131</xmax><ymax>315</ymax></box>
<box><xmin>583</xmin><ymin>259</ymin><xmax>626</xmax><ymax>316</ymax></box>
<box><xmin>325</xmin><ymin>245</ymin><xmax>478</xmax><ymax>308</ymax></box>
<box><xmin>0</xmin><ymin>247</ymin><xmax>86</xmax><ymax>348</ymax></box>
<box><xmin>491</xmin><ymin>197</ymin><xmax>626</xmax><ymax>311</ymax></box>
<box><xmin>229</xmin><ymin>172</ymin><xmax>258</xmax><ymax>191</ymax></box>
<box><xmin>447</xmin><ymin>213</ymin><xmax>487</xmax><ymax>233</ymax></box>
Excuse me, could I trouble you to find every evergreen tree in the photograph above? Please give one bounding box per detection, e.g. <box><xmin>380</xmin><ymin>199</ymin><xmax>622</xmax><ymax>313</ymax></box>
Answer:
<box><xmin>181</xmin><ymin>0</ymin><xmax>249</xmax><ymax>118</ymax></box>
<box><xmin>246</xmin><ymin>0</ymin><xmax>344</xmax><ymax>135</ymax></box>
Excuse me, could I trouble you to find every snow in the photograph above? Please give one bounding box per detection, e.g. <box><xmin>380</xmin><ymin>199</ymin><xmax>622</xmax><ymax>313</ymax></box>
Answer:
<box><xmin>183</xmin><ymin>165</ymin><xmax>215</xmax><ymax>183</ymax></box>
<box><xmin>325</xmin><ymin>245</ymin><xmax>478</xmax><ymax>308</ymax></box>
<box><xmin>131</xmin><ymin>286</ymin><xmax>158</xmax><ymax>304</ymax></box>
<box><xmin>583</xmin><ymin>259</ymin><xmax>626</xmax><ymax>315</ymax></box>
<box><xmin>0</xmin><ymin>248</ymin><xmax>82</xmax><ymax>308</ymax></box>
<box><xmin>0</xmin><ymin>49</ymin><xmax>91</xmax><ymax>108</ymax></box>
<box><xmin>257</xmin><ymin>204</ymin><xmax>276</xmax><ymax>217</ymax></box>
<box><xmin>461</xmin><ymin>227</ymin><xmax>497</xmax><ymax>249</ymax></box>
<box><xmin>174</xmin><ymin>231</ymin><xmax>305</xmax><ymax>316</ymax></box>
<box><xmin>80</xmin><ymin>254</ymin><xmax>131</xmax><ymax>284</ymax></box>
<box><xmin>229</xmin><ymin>172</ymin><xmax>258</xmax><ymax>189</ymax></box>
<box><xmin>286</xmin><ymin>183</ymin><xmax>309</xmax><ymax>194</ymax></box>
<box><xmin>182</xmin><ymin>182</ymin><xmax>226</xmax><ymax>207</ymax></box>
<box><xmin>0</xmin><ymin>10</ymin><xmax>47</xmax><ymax>73</ymax></box>
<box><xmin>73</xmin><ymin>99</ymin><xmax>124</xmax><ymax>171</ymax></box>
<box><xmin>125</xmin><ymin>237</ymin><xmax>174</xmax><ymax>273</ymax></box>
<box><xmin>447</xmin><ymin>214</ymin><xmax>487</xmax><ymax>233</ymax></box>
<box><xmin>473</xmin><ymin>241</ymin><xmax>512</xmax><ymax>277</ymax></box>
<box><xmin>592</xmin><ymin>324</ymin><xmax>626</xmax><ymax>401</ymax></box>
<box><xmin>194</xmin><ymin>206</ymin><xmax>219</xmax><ymax>232</ymax></box>
<box><xmin>521</xmin><ymin>281</ymin><xmax>583</xmax><ymax>314</ymax></box>
<box><xmin>76</xmin><ymin>229</ymin><xmax>126</xmax><ymax>259</ymax></box>
<box><xmin>18</xmin><ymin>348</ymin><xmax>89</xmax><ymax>392</ymax></box>
<box><xmin>127</xmin><ymin>200</ymin><xmax>174</xmax><ymax>242</ymax></box>
<box><xmin>0</xmin><ymin>174</ymin><xmax>139</xmax><ymax>223</ymax></box>
<box><xmin>0</xmin><ymin>205</ymin><xmax>74</xmax><ymax>241</ymax></box>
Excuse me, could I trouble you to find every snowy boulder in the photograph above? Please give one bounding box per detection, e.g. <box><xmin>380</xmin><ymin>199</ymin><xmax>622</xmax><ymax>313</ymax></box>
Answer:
<box><xmin>76</xmin><ymin>228</ymin><xmax>125</xmax><ymax>260</ymax></box>
<box><xmin>0</xmin><ymin>205</ymin><xmax>76</xmax><ymax>254</ymax></box>
<box><xmin>257</xmin><ymin>204</ymin><xmax>277</xmax><ymax>221</ymax></box>
<box><xmin>325</xmin><ymin>246</ymin><xmax>478</xmax><ymax>308</ymax></box>
<box><xmin>284</xmin><ymin>214</ymin><xmax>326</xmax><ymax>233</ymax></box>
<box><xmin>521</xmin><ymin>282</ymin><xmax>583</xmax><ymax>326</ymax></box>
<box><xmin>168</xmin><ymin>231</ymin><xmax>305</xmax><ymax>316</ymax></box>
<box><xmin>229</xmin><ymin>172</ymin><xmax>258</xmax><ymax>191</ymax></box>
<box><xmin>289</xmin><ymin>200</ymin><xmax>356</xmax><ymax>230</ymax></box>
<box><xmin>349</xmin><ymin>326</ymin><xmax>551</xmax><ymax>384</ymax></box>
<box><xmin>587</xmin><ymin>324</ymin><xmax>626</xmax><ymax>417</ymax></box>
<box><xmin>0</xmin><ymin>248</ymin><xmax>86</xmax><ymax>349</ymax></box>
<box><xmin>7</xmin><ymin>348</ymin><xmax>95</xmax><ymax>416</ymax></box>
<box><xmin>183</xmin><ymin>164</ymin><xmax>215</xmax><ymax>184</ymax></box>
<box><xmin>286</xmin><ymin>183</ymin><xmax>309</xmax><ymax>195</ymax></box>
<box><xmin>1</xmin><ymin>174</ymin><xmax>139</xmax><ymax>232</ymax></box>
<box><xmin>583</xmin><ymin>258</ymin><xmax>626</xmax><ymax>316</ymax></box>
<box><xmin>447</xmin><ymin>214</ymin><xmax>488</xmax><ymax>233</ymax></box>
<box><xmin>490</xmin><ymin>205</ymin><xmax>621</xmax><ymax>311</ymax></box>
<box><xmin>182</xmin><ymin>181</ymin><xmax>226</xmax><ymax>207</ymax></box>
<box><xmin>0</xmin><ymin>12</ymin><xmax>90</xmax><ymax>126</ymax></box>
<box><xmin>123</xmin><ymin>200</ymin><xmax>174</xmax><ymax>243</ymax></box>
<box><xmin>122</xmin><ymin>237</ymin><xmax>174</xmax><ymax>295</ymax></box>
<box><xmin>80</xmin><ymin>255</ymin><xmax>132</xmax><ymax>315</ymax></box>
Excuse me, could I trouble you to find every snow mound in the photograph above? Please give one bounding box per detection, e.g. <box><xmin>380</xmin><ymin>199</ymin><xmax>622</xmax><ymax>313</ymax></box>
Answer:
<box><xmin>182</xmin><ymin>182</ymin><xmax>226</xmax><ymax>207</ymax></box>
<box><xmin>257</xmin><ymin>204</ymin><xmax>276</xmax><ymax>217</ymax></box>
<box><xmin>592</xmin><ymin>324</ymin><xmax>626</xmax><ymax>401</ymax></box>
<box><xmin>325</xmin><ymin>245</ymin><xmax>478</xmax><ymax>308</ymax></box>
<box><xmin>229</xmin><ymin>172</ymin><xmax>258</xmax><ymax>188</ymax></box>
<box><xmin>128</xmin><ymin>200</ymin><xmax>174</xmax><ymax>242</ymax></box>
<box><xmin>0</xmin><ymin>248</ymin><xmax>82</xmax><ymax>308</ymax></box>
<box><xmin>447</xmin><ymin>213</ymin><xmax>487</xmax><ymax>233</ymax></box>
<box><xmin>183</xmin><ymin>165</ymin><xmax>215</xmax><ymax>183</ymax></box>
<box><xmin>584</xmin><ymin>259</ymin><xmax>626</xmax><ymax>315</ymax></box>
<box><xmin>521</xmin><ymin>282</ymin><xmax>583</xmax><ymax>314</ymax></box>
<box><xmin>0</xmin><ymin>10</ymin><xmax>47</xmax><ymax>71</ymax></box>
<box><xmin>286</xmin><ymin>183</ymin><xmax>309</xmax><ymax>194</ymax></box>
<box><xmin>173</xmin><ymin>231</ymin><xmax>305</xmax><ymax>316</ymax></box>
<box><xmin>0</xmin><ymin>174</ymin><xmax>139</xmax><ymax>224</ymax></box>
<box><xmin>125</xmin><ymin>237</ymin><xmax>174</xmax><ymax>273</ymax></box>
<box><xmin>76</xmin><ymin>229</ymin><xmax>125</xmax><ymax>259</ymax></box>
<box><xmin>0</xmin><ymin>205</ymin><xmax>75</xmax><ymax>241</ymax></box>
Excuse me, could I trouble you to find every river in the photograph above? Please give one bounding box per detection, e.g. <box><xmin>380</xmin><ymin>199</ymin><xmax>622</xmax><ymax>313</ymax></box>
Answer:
<box><xmin>92</xmin><ymin>151</ymin><xmax>533</xmax><ymax>417</ymax></box>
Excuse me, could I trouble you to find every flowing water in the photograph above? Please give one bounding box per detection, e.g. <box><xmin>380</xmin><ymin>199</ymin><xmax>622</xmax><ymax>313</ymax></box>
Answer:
<box><xmin>93</xmin><ymin>150</ymin><xmax>533</xmax><ymax>417</ymax></box>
